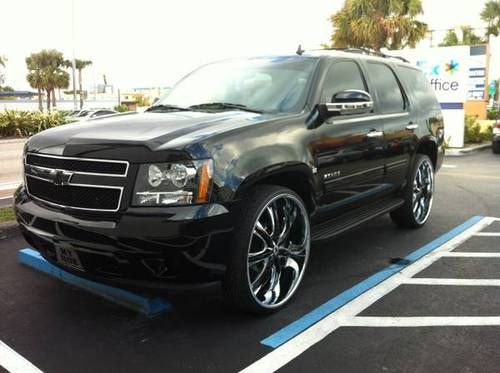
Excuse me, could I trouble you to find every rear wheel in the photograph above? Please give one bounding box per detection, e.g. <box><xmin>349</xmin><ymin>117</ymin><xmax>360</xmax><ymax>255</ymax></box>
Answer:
<box><xmin>390</xmin><ymin>154</ymin><xmax>434</xmax><ymax>229</ymax></box>
<box><xmin>223</xmin><ymin>185</ymin><xmax>311</xmax><ymax>314</ymax></box>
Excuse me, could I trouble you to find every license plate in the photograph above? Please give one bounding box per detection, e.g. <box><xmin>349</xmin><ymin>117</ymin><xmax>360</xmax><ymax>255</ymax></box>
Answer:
<box><xmin>55</xmin><ymin>246</ymin><xmax>85</xmax><ymax>272</ymax></box>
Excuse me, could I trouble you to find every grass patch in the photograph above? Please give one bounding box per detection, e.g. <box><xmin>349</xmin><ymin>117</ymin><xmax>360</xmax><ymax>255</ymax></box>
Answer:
<box><xmin>0</xmin><ymin>207</ymin><xmax>16</xmax><ymax>223</ymax></box>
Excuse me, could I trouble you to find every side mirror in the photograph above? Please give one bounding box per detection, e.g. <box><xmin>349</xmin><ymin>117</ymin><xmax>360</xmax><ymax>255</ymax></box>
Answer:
<box><xmin>319</xmin><ymin>90</ymin><xmax>374</xmax><ymax>120</ymax></box>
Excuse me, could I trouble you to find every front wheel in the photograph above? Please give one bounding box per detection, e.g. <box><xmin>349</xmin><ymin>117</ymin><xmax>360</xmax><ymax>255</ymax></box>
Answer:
<box><xmin>223</xmin><ymin>185</ymin><xmax>311</xmax><ymax>314</ymax></box>
<box><xmin>391</xmin><ymin>154</ymin><xmax>434</xmax><ymax>229</ymax></box>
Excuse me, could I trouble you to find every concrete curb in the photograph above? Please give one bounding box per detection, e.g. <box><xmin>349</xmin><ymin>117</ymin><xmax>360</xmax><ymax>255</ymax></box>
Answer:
<box><xmin>0</xmin><ymin>220</ymin><xmax>18</xmax><ymax>233</ymax></box>
<box><xmin>0</xmin><ymin>137</ymin><xmax>27</xmax><ymax>145</ymax></box>
<box><xmin>18</xmin><ymin>248</ymin><xmax>173</xmax><ymax>317</ymax></box>
<box><xmin>445</xmin><ymin>143</ymin><xmax>491</xmax><ymax>157</ymax></box>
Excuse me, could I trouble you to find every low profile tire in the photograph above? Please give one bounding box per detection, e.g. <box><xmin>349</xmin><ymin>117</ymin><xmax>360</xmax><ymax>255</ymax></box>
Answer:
<box><xmin>223</xmin><ymin>185</ymin><xmax>311</xmax><ymax>314</ymax></box>
<box><xmin>493</xmin><ymin>141</ymin><xmax>500</xmax><ymax>154</ymax></box>
<box><xmin>390</xmin><ymin>154</ymin><xmax>434</xmax><ymax>229</ymax></box>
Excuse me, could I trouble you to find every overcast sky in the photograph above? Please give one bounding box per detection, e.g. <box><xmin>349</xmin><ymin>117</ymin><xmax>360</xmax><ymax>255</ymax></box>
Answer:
<box><xmin>0</xmin><ymin>0</ymin><xmax>489</xmax><ymax>90</ymax></box>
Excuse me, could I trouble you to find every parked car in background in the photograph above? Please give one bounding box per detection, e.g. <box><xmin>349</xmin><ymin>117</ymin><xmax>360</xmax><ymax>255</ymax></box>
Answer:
<box><xmin>15</xmin><ymin>49</ymin><xmax>444</xmax><ymax>313</ymax></box>
<box><xmin>493</xmin><ymin>119</ymin><xmax>500</xmax><ymax>154</ymax></box>
<box><xmin>69</xmin><ymin>109</ymin><xmax>118</xmax><ymax>121</ymax></box>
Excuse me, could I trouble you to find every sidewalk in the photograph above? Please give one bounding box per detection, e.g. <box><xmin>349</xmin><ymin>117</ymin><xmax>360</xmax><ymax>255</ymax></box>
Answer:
<box><xmin>445</xmin><ymin>143</ymin><xmax>491</xmax><ymax>156</ymax></box>
<box><xmin>0</xmin><ymin>137</ymin><xmax>26</xmax><ymax>207</ymax></box>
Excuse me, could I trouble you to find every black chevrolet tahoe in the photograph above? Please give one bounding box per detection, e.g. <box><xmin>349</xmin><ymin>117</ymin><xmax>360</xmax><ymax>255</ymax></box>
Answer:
<box><xmin>15</xmin><ymin>49</ymin><xmax>444</xmax><ymax>313</ymax></box>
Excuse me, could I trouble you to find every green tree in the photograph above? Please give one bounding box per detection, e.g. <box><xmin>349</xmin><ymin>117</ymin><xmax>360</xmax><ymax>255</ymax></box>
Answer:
<box><xmin>26</xmin><ymin>50</ymin><xmax>69</xmax><ymax>111</ymax></box>
<box><xmin>328</xmin><ymin>0</ymin><xmax>428</xmax><ymax>51</ymax></box>
<box><xmin>0</xmin><ymin>56</ymin><xmax>5</xmax><ymax>67</ymax></box>
<box><xmin>439</xmin><ymin>30</ymin><xmax>459</xmax><ymax>46</ymax></box>
<box><xmin>481</xmin><ymin>0</ymin><xmax>500</xmax><ymax>37</ymax></box>
<box><xmin>439</xmin><ymin>26</ymin><xmax>485</xmax><ymax>46</ymax></box>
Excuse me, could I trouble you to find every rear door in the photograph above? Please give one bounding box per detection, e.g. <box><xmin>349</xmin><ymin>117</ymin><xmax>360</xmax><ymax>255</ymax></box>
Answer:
<box><xmin>313</xmin><ymin>59</ymin><xmax>386</xmax><ymax>216</ymax></box>
<box><xmin>363</xmin><ymin>62</ymin><xmax>414</xmax><ymax>191</ymax></box>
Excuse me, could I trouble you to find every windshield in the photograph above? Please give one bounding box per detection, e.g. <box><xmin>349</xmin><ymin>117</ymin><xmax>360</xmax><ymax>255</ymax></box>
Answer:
<box><xmin>155</xmin><ymin>57</ymin><xmax>318</xmax><ymax>114</ymax></box>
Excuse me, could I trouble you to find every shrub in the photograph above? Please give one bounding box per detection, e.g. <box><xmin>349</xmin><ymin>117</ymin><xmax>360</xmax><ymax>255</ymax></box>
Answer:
<box><xmin>0</xmin><ymin>110</ymin><xmax>68</xmax><ymax>137</ymax></box>
<box><xmin>487</xmin><ymin>108</ymin><xmax>499</xmax><ymax>120</ymax></box>
<box><xmin>113</xmin><ymin>104</ymin><xmax>129</xmax><ymax>113</ymax></box>
<box><xmin>463</xmin><ymin>115</ymin><xmax>493</xmax><ymax>144</ymax></box>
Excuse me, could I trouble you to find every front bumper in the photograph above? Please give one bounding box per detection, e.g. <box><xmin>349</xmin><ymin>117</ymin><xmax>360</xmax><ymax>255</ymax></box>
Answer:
<box><xmin>14</xmin><ymin>185</ymin><xmax>235</xmax><ymax>289</ymax></box>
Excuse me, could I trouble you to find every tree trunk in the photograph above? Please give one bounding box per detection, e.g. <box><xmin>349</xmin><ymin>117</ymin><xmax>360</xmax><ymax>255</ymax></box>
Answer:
<box><xmin>79</xmin><ymin>69</ymin><xmax>83</xmax><ymax>109</ymax></box>
<box><xmin>37</xmin><ymin>87</ymin><xmax>43</xmax><ymax>111</ymax></box>
<box><xmin>52</xmin><ymin>89</ymin><xmax>57</xmax><ymax>109</ymax></box>
<box><xmin>46</xmin><ymin>89</ymin><xmax>51</xmax><ymax>111</ymax></box>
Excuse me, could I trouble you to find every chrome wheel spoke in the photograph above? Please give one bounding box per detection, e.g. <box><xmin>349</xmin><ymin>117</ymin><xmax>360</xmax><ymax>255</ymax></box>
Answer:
<box><xmin>254</xmin><ymin>222</ymin><xmax>275</xmax><ymax>248</ymax></box>
<box><xmin>248</xmin><ymin>247</ymin><xmax>273</xmax><ymax>264</ymax></box>
<box><xmin>278</xmin><ymin>200</ymin><xmax>298</xmax><ymax>246</ymax></box>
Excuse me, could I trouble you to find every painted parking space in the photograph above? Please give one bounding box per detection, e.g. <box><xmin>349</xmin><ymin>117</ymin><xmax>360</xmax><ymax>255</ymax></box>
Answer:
<box><xmin>242</xmin><ymin>216</ymin><xmax>500</xmax><ymax>372</ymax></box>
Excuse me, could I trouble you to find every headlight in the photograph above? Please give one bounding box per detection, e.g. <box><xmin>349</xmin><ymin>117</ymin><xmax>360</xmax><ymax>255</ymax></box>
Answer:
<box><xmin>132</xmin><ymin>159</ymin><xmax>213</xmax><ymax>206</ymax></box>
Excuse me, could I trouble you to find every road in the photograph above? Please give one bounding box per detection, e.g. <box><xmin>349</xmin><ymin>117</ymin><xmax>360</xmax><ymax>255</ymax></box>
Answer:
<box><xmin>0</xmin><ymin>149</ymin><xmax>499</xmax><ymax>373</ymax></box>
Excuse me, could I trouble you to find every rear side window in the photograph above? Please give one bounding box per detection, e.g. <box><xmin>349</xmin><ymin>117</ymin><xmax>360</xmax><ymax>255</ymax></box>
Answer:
<box><xmin>321</xmin><ymin>61</ymin><xmax>366</xmax><ymax>103</ymax></box>
<box><xmin>397</xmin><ymin>66</ymin><xmax>440</xmax><ymax>110</ymax></box>
<box><xmin>366</xmin><ymin>63</ymin><xmax>405</xmax><ymax>114</ymax></box>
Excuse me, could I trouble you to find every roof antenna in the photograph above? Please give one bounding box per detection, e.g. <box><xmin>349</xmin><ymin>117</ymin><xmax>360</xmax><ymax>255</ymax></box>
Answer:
<box><xmin>296</xmin><ymin>44</ymin><xmax>305</xmax><ymax>56</ymax></box>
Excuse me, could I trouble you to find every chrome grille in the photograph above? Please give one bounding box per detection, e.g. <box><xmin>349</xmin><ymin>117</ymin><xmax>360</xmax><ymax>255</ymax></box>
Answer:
<box><xmin>25</xmin><ymin>153</ymin><xmax>128</xmax><ymax>176</ymax></box>
<box><xmin>25</xmin><ymin>153</ymin><xmax>129</xmax><ymax>212</ymax></box>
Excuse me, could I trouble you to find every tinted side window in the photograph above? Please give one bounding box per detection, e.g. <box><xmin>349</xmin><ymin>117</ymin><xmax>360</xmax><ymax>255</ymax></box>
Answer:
<box><xmin>397</xmin><ymin>66</ymin><xmax>440</xmax><ymax>110</ymax></box>
<box><xmin>321</xmin><ymin>61</ymin><xmax>366</xmax><ymax>103</ymax></box>
<box><xmin>366</xmin><ymin>63</ymin><xmax>405</xmax><ymax>114</ymax></box>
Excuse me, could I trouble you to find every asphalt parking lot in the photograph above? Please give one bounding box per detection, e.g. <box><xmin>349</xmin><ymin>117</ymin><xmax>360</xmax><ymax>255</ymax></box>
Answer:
<box><xmin>1</xmin><ymin>149</ymin><xmax>499</xmax><ymax>373</ymax></box>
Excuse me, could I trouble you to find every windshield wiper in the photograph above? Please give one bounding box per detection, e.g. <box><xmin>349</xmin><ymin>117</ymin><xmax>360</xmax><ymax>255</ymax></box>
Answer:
<box><xmin>146</xmin><ymin>104</ymin><xmax>190</xmax><ymax>112</ymax></box>
<box><xmin>188</xmin><ymin>102</ymin><xmax>264</xmax><ymax>114</ymax></box>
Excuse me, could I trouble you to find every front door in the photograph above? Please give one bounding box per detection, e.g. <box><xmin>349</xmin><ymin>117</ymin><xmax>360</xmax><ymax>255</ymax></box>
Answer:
<box><xmin>312</xmin><ymin>59</ymin><xmax>387</xmax><ymax>219</ymax></box>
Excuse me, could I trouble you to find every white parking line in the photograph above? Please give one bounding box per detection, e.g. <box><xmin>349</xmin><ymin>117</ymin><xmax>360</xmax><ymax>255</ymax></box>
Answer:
<box><xmin>404</xmin><ymin>278</ymin><xmax>500</xmax><ymax>286</ymax></box>
<box><xmin>0</xmin><ymin>340</ymin><xmax>43</xmax><ymax>373</ymax></box>
<box><xmin>442</xmin><ymin>164</ymin><xmax>457</xmax><ymax>169</ymax></box>
<box><xmin>474</xmin><ymin>232</ymin><xmax>500</xmax><ymax>237</ymax></box>
<box><xmin>341</xmin><ymin>316</ymin><xmax>500</xmax><ymax>327</ymax></box>
<box><xmin>241</xmin><ymin>217</ymin><xmax>494</xmax><ymax>373</ymax></box>
<box><xmin>440</xmin><ymin>252</ymin><xmax>500</xmax><ymax>257</ymax></box>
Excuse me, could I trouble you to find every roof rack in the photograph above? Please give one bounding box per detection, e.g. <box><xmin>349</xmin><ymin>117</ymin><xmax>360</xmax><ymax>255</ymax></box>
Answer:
<box><xmin>301</xmin><ymin>46</ymin><xmax>410</xmax><ymax>64</ymax></box>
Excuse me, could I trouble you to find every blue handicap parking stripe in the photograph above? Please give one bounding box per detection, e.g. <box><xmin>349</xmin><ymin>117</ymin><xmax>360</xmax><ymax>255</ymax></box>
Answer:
<box><xmin>18</xmin><ymin>248</ymin><xmax>172</xmax><ymax>317</ymax></box>
<box><xmin>261</xmin><ymin>215</ymin><xmax>483</xmax><ymax>348</ymax></box>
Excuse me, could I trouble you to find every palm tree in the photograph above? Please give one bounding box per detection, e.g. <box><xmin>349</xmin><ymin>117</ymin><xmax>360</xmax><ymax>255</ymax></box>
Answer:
<box><xmin>26</xmin><ymin>50</ymin><xmax>69</xmax><ymax>111</ymax></box>
<box><xmin>52</xmin><ymin>69</ymin><xmax>70</xmax><ymax>109</ymax></box>
<box><xmin>26</xmin><ymin>56</ymin><xmax>44</xmax><ymax>111</ymax></box>
<box><xmin>66</xmin><ymin>59</ymin><xmax>92</xmax><ymax>109</ymax></box>
<box><xmin>481</xmin><ymin>0</ymin><xmax>500</xmax><ymax>37</ymax></box>
<box><xmin>329</xmin><ymin>0</ymin><xmax>428</xmax><ymax>51</ymax></box>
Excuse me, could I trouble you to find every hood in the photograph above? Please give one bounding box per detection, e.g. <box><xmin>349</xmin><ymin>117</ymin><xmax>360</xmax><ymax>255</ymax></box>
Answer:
<box><xmin>26</xmin><ymin>110</ymin><xmax>278</xmax><ymax>159</ymax></box>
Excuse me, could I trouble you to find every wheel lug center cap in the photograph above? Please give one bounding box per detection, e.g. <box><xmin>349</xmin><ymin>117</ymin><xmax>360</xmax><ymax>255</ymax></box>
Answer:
<box><xmin>273</xmin><ymin>245</ymin><xmax>279</xmax><ymax>256</ymax></box>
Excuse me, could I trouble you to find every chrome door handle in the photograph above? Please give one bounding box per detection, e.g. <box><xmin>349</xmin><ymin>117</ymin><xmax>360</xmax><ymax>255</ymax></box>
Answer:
<box><xmin>366</xmin><ymin>130</ymin><xmax>384</xmax><ymax>138</ymax></box>
<box><xmin>406</xmin><ymin>123</ymin><xmax>418</xmax><ymax>130</ymax></box>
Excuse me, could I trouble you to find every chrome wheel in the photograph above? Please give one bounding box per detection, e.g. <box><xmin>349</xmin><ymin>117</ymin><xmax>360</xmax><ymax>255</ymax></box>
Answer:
<box><xmin>412</xmin><ymin>159</ymin><xmax>434</xmax><ymax>224</ymax></box>
<box><xmin>247</xmin><ymin>193</ymin><xmax>310</xmax><ymax>308</ymax></box>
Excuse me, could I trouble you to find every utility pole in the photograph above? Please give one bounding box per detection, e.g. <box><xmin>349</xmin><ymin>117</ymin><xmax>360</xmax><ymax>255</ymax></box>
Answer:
<box><xmin>71</xmin><ymin>0</ymin><xmax>77</xmax><ymax>111</ymax></box>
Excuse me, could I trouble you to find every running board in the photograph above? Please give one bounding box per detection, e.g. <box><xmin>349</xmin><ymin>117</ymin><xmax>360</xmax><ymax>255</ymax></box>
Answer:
<box><xmin>312</xmin><ymin>198</ymin><xmax>404</xmax><ymax>242</ymax></box>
